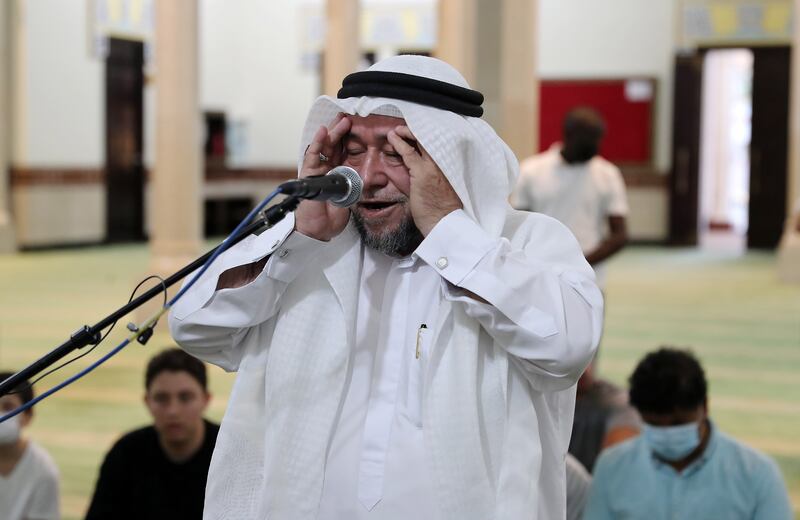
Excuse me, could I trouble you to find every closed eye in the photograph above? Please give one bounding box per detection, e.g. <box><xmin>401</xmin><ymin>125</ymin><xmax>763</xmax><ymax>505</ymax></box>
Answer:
<box><xmin>383</xmin><ymin>150</ymin><xmax>404</xmax><ymax>165</ymax></box>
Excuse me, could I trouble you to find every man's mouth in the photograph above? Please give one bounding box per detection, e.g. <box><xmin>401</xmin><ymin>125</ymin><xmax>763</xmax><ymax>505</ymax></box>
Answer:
<box><xmin>164</xmin><ymin>423</ymin><xmax>184</xmax><ymax>434</ymax></box>
<box><xmin>357</xmin><ymin>200</ymin><xmax>399</xmax><ymax>217</ymax></box>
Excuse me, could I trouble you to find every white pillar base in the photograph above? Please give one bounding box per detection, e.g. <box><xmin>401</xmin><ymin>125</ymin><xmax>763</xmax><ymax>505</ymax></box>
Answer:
<box><xmin>777</xmin><ymin>228</ymin><xmax>800</xmax><ymax>283</ymax></box>
<box><xmin>0</xmin><ymin>214</ymin><xmax>16</xmax><ymax>253</ymax></box>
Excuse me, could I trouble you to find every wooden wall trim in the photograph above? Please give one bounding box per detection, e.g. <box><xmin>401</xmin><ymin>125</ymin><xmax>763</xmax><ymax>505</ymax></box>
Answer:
<box><xmin>10</xmin><ymin>167</ymin><xmax>297</xmax><ymax>187</ymax></box>
<box><xmin>205</xmin><ymin>167</ymin><xmax>295</xmax><ymax>182</ymax></box>
<box><xmin>620</xmin><ymin>167</ymin><xmax>669</xmax><ymax>188</ymax></box>
<box><xmin>11</xmin><ymin>166</ymin><xmax>665</xmax><ymax>190</ymax></box>
<box><xmin>10</xmin><ymin>167</ymin><xmax>104</xmax><ymax>186</ymax></box>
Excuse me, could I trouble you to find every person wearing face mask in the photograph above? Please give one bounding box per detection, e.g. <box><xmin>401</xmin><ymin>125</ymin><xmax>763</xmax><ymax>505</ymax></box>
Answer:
<box><xmin>511</xmin><ymin>107</ymin><xmax>628</xmax><ymax>289</ymax></box>
<box><xmin>0</xmin><ymin>372</ymin><xmax>60</xmax><ymax>520</ymax></box>
<box><xmin>583</xmin><ymin>347</ymin><xmax>792</xmax><ymax>520</ymax></box>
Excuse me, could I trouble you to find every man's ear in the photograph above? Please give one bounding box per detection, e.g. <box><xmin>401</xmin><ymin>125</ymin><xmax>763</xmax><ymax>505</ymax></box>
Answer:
<box><xmin>18</xmin><ymin>409</ymin><xmax>33</xmax><ymax>429</ymax></box>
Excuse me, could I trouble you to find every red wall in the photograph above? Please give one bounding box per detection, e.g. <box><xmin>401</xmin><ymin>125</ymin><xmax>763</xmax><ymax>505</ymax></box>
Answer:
<box><xmin>539</xmin><ymin>80</ymin><xmax>654</xmax><ymax>164</ymax></box>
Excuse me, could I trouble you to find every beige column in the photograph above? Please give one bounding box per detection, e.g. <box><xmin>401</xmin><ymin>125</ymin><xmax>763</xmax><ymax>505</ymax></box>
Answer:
<box><xmin>323</xmin><ymin>0</ymin><xmax>359</xmax><ymax>96</ymax></box>
<box><xmin>0</xmin><ymin>0</ymin><xmax>18</xmax><ymax>252</ymax></box>
<box><xmin>9</xmin><ymin>0</ymin><xmax>25</xmax><ymax>166</ymax></box>
<box><xmin>149</xmin><ymin>0</ymin><xmax>202</xmax><ymax>276</ymax></box>
<box><xmin>434</xmin><ymin>0</ymin><xmax>478</xmax><ymax>85</ymax></box>
<box><xmin>436</xmin><ymin>0</ymin><xmax>538</xmax><ymax>161</ymax></box>
<box><xmin>776</xmin><ymin>0</ymin><xmax>800</xmax><ymax>282</ymax></box>
<box><xmin>499</xmin><ymin>0</ymin><xmax>538</xmax><ymax>160</ymax></box>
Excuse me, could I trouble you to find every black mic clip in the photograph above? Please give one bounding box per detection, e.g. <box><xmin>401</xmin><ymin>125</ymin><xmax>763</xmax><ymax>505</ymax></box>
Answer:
<box><xmin>126</xmin><ymin>322</ymin><xmax>156</xmax><ymax>346</ymax></box>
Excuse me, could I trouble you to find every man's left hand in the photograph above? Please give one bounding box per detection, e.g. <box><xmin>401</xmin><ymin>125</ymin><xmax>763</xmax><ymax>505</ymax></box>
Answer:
<box><xmin>387</xmin><ymin>125</ymin><xmax>463</xmax><ymax>236</ymax></box>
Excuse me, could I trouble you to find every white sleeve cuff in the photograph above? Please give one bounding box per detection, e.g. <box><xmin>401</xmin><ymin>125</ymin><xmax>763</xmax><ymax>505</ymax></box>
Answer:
<box><xmin>170</xmin><ymin>214</ymin><xmax>296</xmax><ymax>320</ymax></box>
<box><xmin>414</xmin><ymin>209</ymin><xmax>497</xmax><ymax>286</ymax></box>
<box><xmin>265</xmin><ymin>231</ymin><xmax>329</xmax><ymax>283</ymax></box>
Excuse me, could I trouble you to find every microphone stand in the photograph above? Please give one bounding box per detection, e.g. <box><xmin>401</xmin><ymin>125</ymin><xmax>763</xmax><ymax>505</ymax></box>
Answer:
<box><xmin>0</xmin><ymin>195</ymin><xmax>302</xmax><ymax>398</ymax></box>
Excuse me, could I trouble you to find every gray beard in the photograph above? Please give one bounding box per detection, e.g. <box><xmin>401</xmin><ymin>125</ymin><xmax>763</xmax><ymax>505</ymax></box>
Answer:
<box><xmin>350</xmin><ymin>210</ymin><xmax>424</xmax><ymax>258</ymax></box>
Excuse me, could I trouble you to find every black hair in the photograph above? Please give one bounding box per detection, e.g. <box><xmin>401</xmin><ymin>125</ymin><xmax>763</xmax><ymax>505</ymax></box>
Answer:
<box><xmin>145</xmin><ymin>348</ymin><xmax>208</xmax><ymax>391</ymax></box>
<box><xmin>561</xmin><ymin>107</ymin><xmax>606</xmax><ymax>164</ymax></box>
<box><xmin>0</xmin><ymin>371</ymin><xmax>35</xmax><ymax>410</ymax></box>
<box><xmin>563</xmin><ymin>106</ymin><xmax>606</xmax><ymax>141</ymax></box>
<box><xmin>628</xmin><ymin>347</ymin><xmax>708</xmax><ymax>415</ymax></box>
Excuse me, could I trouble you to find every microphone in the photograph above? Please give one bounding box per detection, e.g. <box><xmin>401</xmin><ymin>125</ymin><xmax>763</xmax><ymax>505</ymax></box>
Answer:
<box><xmin>279</xmin><ymin>166</ymin><xmax>362</xmax><ymax>207</ymax></box>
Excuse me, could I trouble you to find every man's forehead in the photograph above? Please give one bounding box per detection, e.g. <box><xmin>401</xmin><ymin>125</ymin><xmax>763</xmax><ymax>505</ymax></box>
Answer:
<box><xmin>642</xmin><ymin>406</ymin><xmax>704</xmax><ymax>421</ymax></box>
<box><xmin>348</xmin><ymin>113</ymin><xmax>405</xmax><ymax>126</ymax></box>
<box><xmin>147</xmin><ymin>370</ymin><xmax>204</xmax><ymax>393</ymax></box>
<box><xmin>344</xmin><ymin>114</ymin><xmax>406</xmax><ymax>141</ymax></box>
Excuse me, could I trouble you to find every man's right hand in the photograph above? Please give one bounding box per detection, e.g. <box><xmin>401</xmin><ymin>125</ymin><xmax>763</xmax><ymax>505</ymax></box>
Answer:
<box><xmin>294</xmin><ymin>115</ymin><xmax>353</xmax><ymax>242</ymax></box>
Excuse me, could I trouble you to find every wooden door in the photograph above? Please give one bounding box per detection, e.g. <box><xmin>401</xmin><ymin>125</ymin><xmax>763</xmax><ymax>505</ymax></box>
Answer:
<box><xmin>748</xmin><ymin>46</ymin><xmax>790</xmax><ymax>249</ymax></box>
<box><xmin>669</xmin><ymin>53</ymin><xmax>704</xmax><ymax>246</ymax></box>
<box><xmin>105</xmin><ymin>38</ymin><xmax>145</xmax><ymax>242</ymax></box>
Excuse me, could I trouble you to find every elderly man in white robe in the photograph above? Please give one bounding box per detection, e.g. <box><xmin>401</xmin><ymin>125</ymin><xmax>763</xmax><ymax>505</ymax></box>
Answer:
<box><xmin>169</xmin><ymin>55</ymin><xmax>603</xmax><ymax>520</ymax></box>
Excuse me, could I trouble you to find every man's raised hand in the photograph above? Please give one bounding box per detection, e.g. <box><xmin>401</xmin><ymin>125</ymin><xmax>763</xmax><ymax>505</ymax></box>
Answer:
<box><xmin>295</xmin><ymin>115</ymin><xmax>353</xmax><ymax>241</ymax></box>
<box><xmin>387</xmin><ymin>125</ymin><xmax>462</xmax><ymax>236</ymax></box>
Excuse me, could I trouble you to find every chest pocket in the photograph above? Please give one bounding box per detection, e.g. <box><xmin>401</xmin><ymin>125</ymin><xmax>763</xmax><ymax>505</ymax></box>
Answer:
<box><xmin>398</xmin><ymin>324</ymin><xmax>429</xmax><ymax>428</ymax></box>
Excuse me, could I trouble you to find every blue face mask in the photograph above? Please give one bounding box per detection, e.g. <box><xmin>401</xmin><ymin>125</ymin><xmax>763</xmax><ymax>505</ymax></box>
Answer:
<box><xmin>642</xmin><ymin>421</ymin><xmax>702</xmax><ymax>461</ymax></box>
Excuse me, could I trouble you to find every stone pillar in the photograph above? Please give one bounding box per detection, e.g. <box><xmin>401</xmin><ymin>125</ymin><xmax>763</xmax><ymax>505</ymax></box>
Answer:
<box><xmin>436</xmin><ymin>0</ymin><xmax>537</xmax><ymax>161</ymax></box>
<box><xmin>323</xmin><ymin>0</ymin><xmax>359</xmax><ymax>96</ymax></box>
<box><xmin>776</xmin><ymin>0</ymin><xmax>800</xmax><ymax>282</ymax></box>
<box><xmin>499</xmin><ymin>0</ymin><xmax>538</xmax><ymax>160</ymax></box>
<box><xmin>149</xmin><ymin>0</ymin><xmax>202</xmax><ymax>277</ymax></box>
<box><xmin>434</xmin><ymin>0</ymin><xmax>478</xmax><ymax>85</ymax></box>
<box><xmin>0</xmin><ymin>0</ymin><xmax>18</xmax><ymax>252</ymax></box>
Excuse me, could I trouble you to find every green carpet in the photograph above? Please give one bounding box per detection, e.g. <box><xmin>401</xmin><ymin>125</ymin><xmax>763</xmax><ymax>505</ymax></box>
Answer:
<box><xmin>0</xmin><ymin>244</ymin><xmax>798</xmax><ymax>518</ymax></box>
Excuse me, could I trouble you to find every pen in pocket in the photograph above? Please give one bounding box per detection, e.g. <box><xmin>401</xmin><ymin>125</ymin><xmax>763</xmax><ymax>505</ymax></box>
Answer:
<box><xmin>415</xmin><ymin>324</ymin><xmax>428</xmax><ymax>359</ymax></box>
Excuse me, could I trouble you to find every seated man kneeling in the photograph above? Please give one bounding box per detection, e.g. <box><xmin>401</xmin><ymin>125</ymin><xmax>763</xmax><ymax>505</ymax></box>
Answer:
<box><xmin>584</xmin><ymin>347</ymin><xmax>792</xmax><ymax>520</ymax></box>
<box><xmin>86</xmin><ymin>348</ymin><xmax>219</xmax><ymax>520</ymax></box>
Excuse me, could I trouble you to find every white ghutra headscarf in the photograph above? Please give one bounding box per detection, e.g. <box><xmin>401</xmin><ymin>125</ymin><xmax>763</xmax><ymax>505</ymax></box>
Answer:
<box><xmin>298</xmin><ymin>55</ymin><xmax>520</xmax><ymax>238</ymax></box>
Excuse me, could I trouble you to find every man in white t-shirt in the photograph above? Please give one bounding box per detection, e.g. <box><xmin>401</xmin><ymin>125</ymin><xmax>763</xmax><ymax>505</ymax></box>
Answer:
<box><xmin>0</xmin><ymin>371</ymin><xmax>60</xmax><ymax>520</ymax></box>
<box><xmin>512</xmin><ymin>107</ymin><xmax>629</xmax><ymax>286</ymax></box>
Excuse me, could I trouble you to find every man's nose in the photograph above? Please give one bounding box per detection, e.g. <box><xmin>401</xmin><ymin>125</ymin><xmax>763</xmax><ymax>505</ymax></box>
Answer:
<box><xmin>164</xmin><ymin>399</ymin><xmax>181</xmax><ymax>415</ymax></box>
<box><xmin>360</xmin><ymin>150</ymin><xmax>388</xmax><ymax>191</ymax></box>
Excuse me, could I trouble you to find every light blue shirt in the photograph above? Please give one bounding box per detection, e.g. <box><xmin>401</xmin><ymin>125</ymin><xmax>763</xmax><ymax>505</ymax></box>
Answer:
<box><xmin>584</xmin><ymin>421</ymin><xmax>792</xmax><ymax>520</ymax></box>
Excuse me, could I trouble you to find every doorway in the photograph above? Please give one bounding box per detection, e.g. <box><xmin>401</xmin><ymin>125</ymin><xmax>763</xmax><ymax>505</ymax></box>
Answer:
<box><xmin>699</xmin><ymin>49</ymin><xmax>752</xmax><ymax>253</ymax></box>
<box><xmin>105</xmin><ymin>38</ymin><xmax>145</xmax><ymax>242</ymax></box>
<box><xmin>669</xmin><ymin>46</ymin><xmax>790</xmax><ymax>250</ymax></box>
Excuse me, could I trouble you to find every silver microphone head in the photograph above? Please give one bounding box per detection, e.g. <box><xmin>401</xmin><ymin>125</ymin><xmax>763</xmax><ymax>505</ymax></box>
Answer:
<box><xmin>326</xmin><ymin>166</ymin><xmax>363</xmax><ymax>207</ymax></box>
